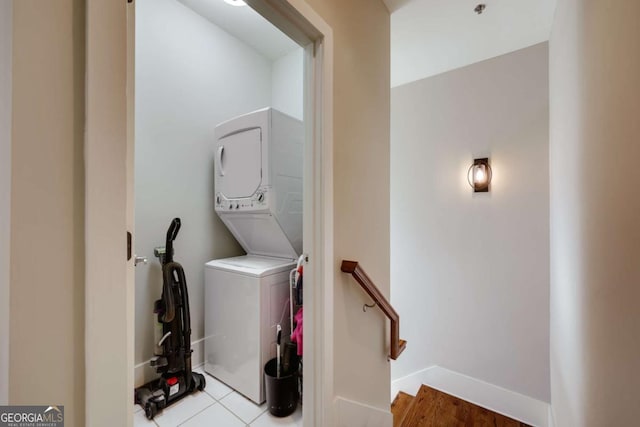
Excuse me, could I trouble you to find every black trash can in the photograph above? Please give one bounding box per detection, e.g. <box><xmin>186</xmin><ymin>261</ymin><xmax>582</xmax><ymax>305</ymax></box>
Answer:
<box><xmin>264</xmin><ymin>358</ymin><xmax>298</xmax><ymax>417</ymax></box>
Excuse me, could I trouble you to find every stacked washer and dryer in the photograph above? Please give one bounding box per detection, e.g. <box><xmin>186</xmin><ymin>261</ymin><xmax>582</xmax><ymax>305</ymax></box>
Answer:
<box><xmin>204</xmin><ymin>107</ymin><xmax>303</xmax><ymax>404</ymax></box>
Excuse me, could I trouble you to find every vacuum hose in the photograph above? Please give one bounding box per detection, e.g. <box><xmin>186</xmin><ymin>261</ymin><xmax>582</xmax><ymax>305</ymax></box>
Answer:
<box><xmin>159</xmin><ymin>218</ymin><xmax>181</xmax><ymax>323</ymax></box>
<box><xmin>160</xmin><ymin>265</ymin><xmax>176</xmax><ymax>323</ymax></box>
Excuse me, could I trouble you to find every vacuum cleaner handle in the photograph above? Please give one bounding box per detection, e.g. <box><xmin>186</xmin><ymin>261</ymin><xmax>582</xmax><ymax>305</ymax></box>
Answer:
<box><xmin>165</xmin><ymin>218</ymin><xmax>181</xmax><ymax>264</ymax></box>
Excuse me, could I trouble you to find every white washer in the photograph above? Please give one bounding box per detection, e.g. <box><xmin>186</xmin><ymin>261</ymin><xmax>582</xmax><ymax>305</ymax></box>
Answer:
<box><xmin>204</xmin><ymin>255</ymin><xmax>294</xmax><ymax>404</ymax></box>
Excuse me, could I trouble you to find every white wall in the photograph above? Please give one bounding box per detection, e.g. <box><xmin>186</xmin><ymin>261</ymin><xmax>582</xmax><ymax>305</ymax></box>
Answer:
<box><xmin>549</xmin><ymin>1</ymin><xmax>640</xmax><ymax>425</ymax></box>
<box><xmin>0</xmin><ymin>0</ymin><xmax>12</xmax><ymax>406</ymax></box>
<box><xmin>391</xmin><ymin>43</ymin><xmax>550</xmax><ymax>402</ymax></box>
<box><xmin>135</xmin><ymin>0</ymin><xmax>273</xmax><ymax>380</ymax></box>
<box><xmin>271</xmin><ymin>47</ymin><xmax>303</xmax><ymax>121</ymax></box>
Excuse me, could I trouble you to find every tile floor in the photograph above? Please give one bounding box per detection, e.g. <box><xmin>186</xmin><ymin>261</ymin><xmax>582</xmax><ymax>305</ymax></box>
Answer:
<box><xmin>134</xmin><ymin>367</ymin><xmax>302</xmax><ymax>427</ymax></box>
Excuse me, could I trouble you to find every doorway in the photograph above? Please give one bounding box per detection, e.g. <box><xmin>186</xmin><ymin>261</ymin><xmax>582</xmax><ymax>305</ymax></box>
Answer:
<box><xmin>84</xmin><ymin>0</ymin><xmax>333</xmax><ymax>426</ymax></box>
<box><xmin>134</xmin><ymin>0</ymin><xmax>305</xmax><ymax>424</ymax></box>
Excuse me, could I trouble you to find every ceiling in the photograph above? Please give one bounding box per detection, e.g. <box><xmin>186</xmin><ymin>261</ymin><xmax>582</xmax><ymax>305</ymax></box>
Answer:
<box><xmin>385</xmin><ymin>0</ymin><xmax>557</xmax><ymax>87</ymax></box>
<box><xmin>178</xmin><ymin>0</ymin><xmax>556</xmax><ymax>86</ymax></box>
<box><xmin>179</xmin><ymin>0</ymin><xmax>299</xmax><ymax>61</ymax></box>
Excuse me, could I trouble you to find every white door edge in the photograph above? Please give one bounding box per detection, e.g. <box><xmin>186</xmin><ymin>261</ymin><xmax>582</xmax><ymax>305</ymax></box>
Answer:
<box><xmin>85</xmin><ymin>0</ymin><xmax>133</xmax><ymax>425</ymax></box>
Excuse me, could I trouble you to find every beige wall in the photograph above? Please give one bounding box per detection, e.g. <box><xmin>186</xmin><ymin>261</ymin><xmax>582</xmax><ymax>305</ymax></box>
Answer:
<box><xmin>549</xmin><ymin>0</ymin><xmax>640</xmax><ymax>425</ymax></box>
<box><xmin>0</xmin><ymin>0</ymin><xmax>12</xmax><ymax>406</ymax></box>
<box><xmin>303</xmin><ymin>0</ymin><xmax>392</xmax><ymax>412</ymax></box>
<box><xmin>10</xmin><ymin>1</ymin><xmax>85</xmax><ymax>426</ymax></box>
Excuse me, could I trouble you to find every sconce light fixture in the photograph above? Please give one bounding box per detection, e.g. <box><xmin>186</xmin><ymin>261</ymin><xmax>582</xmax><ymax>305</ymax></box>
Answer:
<box><xmin>468</xmin><ymin>158</ymin><xmax>492</xmax><ymax>192</ymax></box>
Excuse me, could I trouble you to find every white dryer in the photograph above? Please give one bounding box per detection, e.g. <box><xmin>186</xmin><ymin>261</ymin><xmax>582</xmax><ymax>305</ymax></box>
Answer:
<box><xmin>213</xmin><ymin>107</ymin><xmax>303</xmax><ymax>259</ymax></box>
<box><xmin>205</xmin><ymin>108</ymin><xmax>303</xmax><ymax>404</ymax></box>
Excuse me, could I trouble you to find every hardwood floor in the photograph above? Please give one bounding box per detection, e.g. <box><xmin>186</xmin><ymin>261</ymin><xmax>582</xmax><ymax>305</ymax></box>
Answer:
<box><xmin>392</xmin><ymin>391</ymin><xmax>416</xmax><ymax>427</ymax></box>
<box><xmin>392</xmin><ymin>385</ymin><xmax>532</xmax><ymax>427</ymax></box>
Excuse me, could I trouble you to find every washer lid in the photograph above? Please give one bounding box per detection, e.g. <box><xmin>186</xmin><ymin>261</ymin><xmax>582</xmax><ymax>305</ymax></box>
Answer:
<box><xmin>205</xmin><ymin>255</ymin><xmax>296</xmax><ymax>277</ymax></box>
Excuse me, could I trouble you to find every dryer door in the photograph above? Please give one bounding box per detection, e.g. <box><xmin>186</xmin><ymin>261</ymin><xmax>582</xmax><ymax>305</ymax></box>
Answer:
<box><xmin>216</xmin><ymin>128</ymin><xmax>262</xmax><ymax>199</ymax></box>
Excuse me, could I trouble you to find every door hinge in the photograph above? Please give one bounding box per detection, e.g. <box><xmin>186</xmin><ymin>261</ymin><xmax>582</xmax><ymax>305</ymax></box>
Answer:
<box><xmin>127</xmin><ymin>231</ymin><xmax>132</xmax><ymax>261</ymax></box>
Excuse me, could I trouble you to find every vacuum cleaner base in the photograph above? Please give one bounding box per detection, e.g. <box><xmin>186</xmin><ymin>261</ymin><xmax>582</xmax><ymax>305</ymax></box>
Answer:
<box><xmin>135</xmin><ymin>371</ymin><xmax>206</xmax><ymax>419</ymax></box>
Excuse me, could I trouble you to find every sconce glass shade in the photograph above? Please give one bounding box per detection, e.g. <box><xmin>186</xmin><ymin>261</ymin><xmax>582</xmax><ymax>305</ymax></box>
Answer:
<box><xmin>223</xmin><ymin>0</ymin><xmax>247</xmax><ymax>6</ymax></box>
<box><xmin>467</xmin><ymin>158</ymin><xmax>492</xmax><ymax>192</ymax></box>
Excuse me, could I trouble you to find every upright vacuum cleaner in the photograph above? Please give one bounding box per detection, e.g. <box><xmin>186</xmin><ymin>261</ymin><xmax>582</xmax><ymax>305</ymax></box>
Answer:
<box><xmin>135</xmin><ymin>218</ymin><xmax>206</xmax><ymax>420</ymax></box>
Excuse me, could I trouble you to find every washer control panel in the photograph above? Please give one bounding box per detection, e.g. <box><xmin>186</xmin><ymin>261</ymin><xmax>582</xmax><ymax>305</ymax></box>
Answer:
<box><xmin>215</xmin><ymin>190</ymin><xmax>268</xmax><ymax>212</ymax></box>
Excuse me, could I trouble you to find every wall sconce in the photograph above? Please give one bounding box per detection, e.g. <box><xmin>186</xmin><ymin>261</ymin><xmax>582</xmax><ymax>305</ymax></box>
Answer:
<box><xmin>467</xmin><ymin>158</ymin><xmax>492</xmax><ymax>192</ymax></box>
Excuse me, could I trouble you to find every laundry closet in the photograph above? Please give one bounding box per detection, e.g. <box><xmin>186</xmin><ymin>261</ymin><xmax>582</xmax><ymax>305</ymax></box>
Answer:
<box><xmin>206</xmin><ymin>107</ymin><xmax>303</xmax><ymax>405</ymax></box>
<box><xmin>133</xmin><ymin>0</ymin><xmax>304</xmax><ymax>423</ymax></box>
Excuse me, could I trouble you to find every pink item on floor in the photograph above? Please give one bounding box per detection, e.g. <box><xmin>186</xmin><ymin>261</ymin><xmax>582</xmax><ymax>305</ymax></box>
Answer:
<box><xmin>290</xmin><ymin>307</ymin><xmax>303</xmax><ymax>356</ymax></box>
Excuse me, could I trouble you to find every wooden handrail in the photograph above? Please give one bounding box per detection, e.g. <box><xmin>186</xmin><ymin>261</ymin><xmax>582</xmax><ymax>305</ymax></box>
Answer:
<box><xmin>341</xmin><ymin>260</ymin><xmax>407</xmax><ymax>360</ymax></box>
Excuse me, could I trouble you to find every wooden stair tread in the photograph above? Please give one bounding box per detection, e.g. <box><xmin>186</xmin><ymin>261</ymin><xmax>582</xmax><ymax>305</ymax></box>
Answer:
<box><xmin>391</xmin><ymin>391</ymin><xmax>415</xmax><ymax>427</ymax></box>
<box><xmin>396</xmin><ymin>385</ymin><xmax>532</xmax><ymax>427</ymax></box>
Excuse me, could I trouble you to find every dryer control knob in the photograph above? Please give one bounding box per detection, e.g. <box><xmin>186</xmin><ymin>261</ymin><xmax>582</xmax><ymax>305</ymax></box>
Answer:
<box><xmin>257</xmin><ymin>192</ymin><xmax>265</xmax><ymax>203</ymax></box>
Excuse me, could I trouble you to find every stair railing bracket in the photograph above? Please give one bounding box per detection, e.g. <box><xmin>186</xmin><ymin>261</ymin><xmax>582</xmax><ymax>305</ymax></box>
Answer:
<box><xmin>341</xmin><ymin>260</ymin><xmax>407</xmax><ymax>360</ymax></box>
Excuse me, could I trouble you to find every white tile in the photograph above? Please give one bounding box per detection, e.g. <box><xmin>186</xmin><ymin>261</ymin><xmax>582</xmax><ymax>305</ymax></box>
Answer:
<box><xmin>133</xmin><ymin>404</ymin><xmax>144</xmax><ymax>414</ymax></box>
<box><xmin>153</xmin><ymin>392</ymin><xmax>215</xmax><ymax>427</ymax></box>
<box><xmin>134</xmin><ymin>410</ymin><xmax>158</xmax><ymax>427</ymax></box>
<box><xmin>220</xmin><ymin>392</ymin><xmax>267</xmax><ymax>424</ymax></box>
<box><xmin>179</xmin><ymin>403</ymin><xmax>245</xmax><ymax>427</ymax></box>
<box><xmin>202</xmin><ymin>373</ymin><xmax>234</xmax><ymax>401</ymax></box>
<box><xmin>250</xmin><ymin>406</ymin><xmax>302</xmax><ymax>427</ymax></box>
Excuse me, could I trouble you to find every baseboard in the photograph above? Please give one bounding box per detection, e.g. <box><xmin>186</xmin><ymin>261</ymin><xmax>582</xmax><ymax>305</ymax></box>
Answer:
<box><xmin>548</xmin><ymin>405</ymin><xmax>556</xmax><ymax>427</ymax></box>
<box><xmin>391</xmin><ymin>366</ymin><xmax>550</xmax><ymax>427</ymax></box>
<box><xmin>334</xmin><ymin>396</ymin><xmax>393</xmax><ymax>427</ymax></box>
<box><xmin>134</xmin><ymin>338</ymin><xmax>205</xmax><ymax>387</ymax></box>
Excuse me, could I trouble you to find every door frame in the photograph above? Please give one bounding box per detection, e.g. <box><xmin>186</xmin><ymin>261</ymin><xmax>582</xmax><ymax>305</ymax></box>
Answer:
<box><xmin>85</xmin><ymin>0</ymin><xmax>334</xmax><ymax>425</ymax></box>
